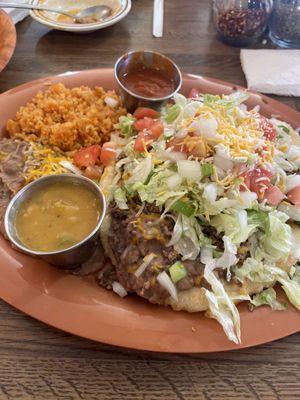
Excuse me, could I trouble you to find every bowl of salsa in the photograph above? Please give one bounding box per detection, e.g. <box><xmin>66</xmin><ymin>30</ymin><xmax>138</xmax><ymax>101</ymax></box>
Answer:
<box><xmin>115</xmin><ymin>50</ymin><xmax>182</xmax><ymax>112</ymax></box>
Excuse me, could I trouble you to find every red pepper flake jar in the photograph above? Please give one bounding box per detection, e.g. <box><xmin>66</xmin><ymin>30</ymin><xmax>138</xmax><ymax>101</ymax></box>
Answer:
<box><xmin>213</xmin><ymin>0</ymin><xmax>273</xmax><ymax>46</ymax></box>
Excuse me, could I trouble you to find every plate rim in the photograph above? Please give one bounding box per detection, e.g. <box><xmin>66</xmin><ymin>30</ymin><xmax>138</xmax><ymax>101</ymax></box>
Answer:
<box><xmin>0</xmin><ymin>68</ymin><xmax>299</xmax><ymax>353</ymax></box>
<box><xmin>0</xmin><ymin>10</ymin><xmax>16</xmax><ymax>73</ymax></box>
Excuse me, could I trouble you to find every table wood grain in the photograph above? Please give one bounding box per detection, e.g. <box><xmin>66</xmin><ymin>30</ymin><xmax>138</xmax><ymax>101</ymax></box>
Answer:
<box><xmin>0</xmin><ymin>1</ymin><xmax>299</xmax><ymax>399</ymax></box>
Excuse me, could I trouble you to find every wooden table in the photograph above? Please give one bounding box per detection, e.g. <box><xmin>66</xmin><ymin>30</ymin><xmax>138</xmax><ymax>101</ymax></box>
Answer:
<box><xmin>0</xmin><ymin>1</ymin><xmax>299</xmax><ymax>399</ymax></box>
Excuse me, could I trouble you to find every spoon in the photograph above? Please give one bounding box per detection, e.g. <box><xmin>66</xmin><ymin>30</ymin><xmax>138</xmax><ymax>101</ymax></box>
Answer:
<box><xmin>0</xmin><ymin>3</ymin><xmax>113</xmax><ymax>24</ymax></box>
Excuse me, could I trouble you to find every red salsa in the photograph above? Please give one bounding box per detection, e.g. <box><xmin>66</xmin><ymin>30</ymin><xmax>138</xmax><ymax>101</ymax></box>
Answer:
<box><xmin>121</xmin><ymin>67</ymin><xmax>175</xmax><ymax>98</ymax></box>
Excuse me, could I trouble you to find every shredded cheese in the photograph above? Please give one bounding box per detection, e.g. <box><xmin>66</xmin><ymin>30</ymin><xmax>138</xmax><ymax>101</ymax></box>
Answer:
<box><xmin>185</xmin><ymin>103</ymin><xmax>274</xmax><ymax>166</ymax></box>
<box><xmin>24</xmin><ymin>143</ymin><xmax>69</xmax><ymax>183</ymax></box>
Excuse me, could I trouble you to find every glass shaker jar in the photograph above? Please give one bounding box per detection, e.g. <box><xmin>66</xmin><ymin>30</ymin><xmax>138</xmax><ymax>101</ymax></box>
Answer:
<box><xmin>213</xmin><ymin>0</ymin><xmax>273</xmax><ymax>47</ymax></box>
<box><xmin>269</xmin><ymin>0</ymin><xmax>300</xmax><ymax>48</ymax></box>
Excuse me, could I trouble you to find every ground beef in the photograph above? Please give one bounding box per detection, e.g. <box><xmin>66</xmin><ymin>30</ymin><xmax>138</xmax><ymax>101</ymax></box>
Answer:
<box><xmin>97</xmin><ymin>260</ymin><xmax>117</xmax><ymax>290</ymax></box>
<box><xmin>107</xmin><ymin>206</ymin><xmax>174</xmax><ymax>304</ymax></box>
<box><xmin>0</xmin><ymin>138</ymin><xmax>28</xmax><ymax>237</ymax></box>
<box><xmin>0</xmin><ymin>138</ymin><xmax>28</xmax><ymax>193</ymax></box>
<box><xmin>177</xmin><ymin>260</ymin><xmax>205</xmax><ymax>291</ymax></box>
<box><xmin>202</xmin><ymin>224</ymin><xmax>223</xmax><ymax>250</ymax></box>
<box><xmin>106</xmin><ymin>205</ymin><xmax>206</xmax><ymax>305</ymax></box>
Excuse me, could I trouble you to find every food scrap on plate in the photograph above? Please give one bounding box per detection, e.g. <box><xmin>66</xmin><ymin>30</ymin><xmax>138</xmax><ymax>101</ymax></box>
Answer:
<box><xmin>1</xmin><ymin>80</ymin><xmax>300</xmax><ymax>345</ymax></box>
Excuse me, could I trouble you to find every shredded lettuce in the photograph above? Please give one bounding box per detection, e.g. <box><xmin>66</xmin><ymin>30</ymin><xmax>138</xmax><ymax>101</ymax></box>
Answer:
<box><xmin>250</xmin><ymin>288</ymin><xmax>286</xmax><ymax>311</ymax></box>
<box><xmin>247</xmin><ymin>209</ymin><xmax>268</xmax><ymax>229</ymax></box>
<box><xmin>278</xmin><ymin>269</ymin><xmax>300</xmax><ymax>311</ymax></box>
<box><xmin>183</xmin><ymin>101</ymin><xmax>203</xmax><ymax>118</ymax></box>
<box><xmin>235</xmin><ymin>258</ymin><xmax>286</xmax><ymax>283</ymax></box>
<box><xmin>200</xmin><ymin>198</ymin><xmax>238</xmax><ymax>216</ymax></box>
<box><xmin>173</xmin><ymin>93</ymin><xmax>188</xmax><ymax>107</ymax></box>
<box><xmin>177</xmin><ymin>160</ymin><xmax>202</xmax><ymax>181</ymax></box>
<box><xmin>116</xmin><ymin>114</ymin><xmax>135</xmax><ymax>136</ymax></box>
<box><xmin>201</xmin><ymin>163</ymin><xmax>213</xmax><ymax>178</ymax></box>
<box><xmin>260</xmin><ymin>211</ymin><xmax>292</xmax><ymax>261</ymax></box>
<box><xmin>114</xmin><ymin>188</ymin><xmax>128</xmax><ymax>210</ymax></box>
<box><xmin>163</xmin><ymin>103</ymin><xmax>181</xmax><ymax>124</ymax></box>
<box><xmin>135</xmin><ymin>169</ymin><xmax>187</xmax><ymax>206</ymax></box>
<box><xmin>168</xmin><ymin>215</ymin><xmax>209</xmax><ymax>260</ymax></box>
<box><xmin>126</xmin><ymin>155</ymin><xmax>153</xmax><ymax>186</ymax></box>
<box><xmin>171</xmin><ymin>199</ymin><xmax>195</xmax><ymax>217</ymax></box>
<box><xmin>215</xmin><ymin>236</ymin><xmax>237</xmax><ymax>280</ymax></box>
<box><xmin>211</xmin><ymin>210</ymin><xmax>258</xmax><ymax>245</ymax></box>
<box><xmin>203</xmin><ymin>92</ymin><xmax>249</xmax><ymax>109</ymax></box>
<box><xmin>204</xmin><ymin>263</ymin><xmax>241</xmax><ymax>344</ymax></box>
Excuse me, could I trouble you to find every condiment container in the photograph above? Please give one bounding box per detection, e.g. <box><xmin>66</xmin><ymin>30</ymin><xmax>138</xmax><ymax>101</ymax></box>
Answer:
<box><xmin>114</xmin><ymin>50</ymin><xmax>182</xmax><ymax>112</ymax></box>
<box><xmin>269</xmin><ymin>0</ymin><xmax>300</xmax><ymax>48</ymax></box>
<box><xmin>4</xmin><ymin>174</ymin><xmax>106</xmax><ymax>269</ymax></box>
<box><xmin>213</xmin><ymin>0</ymin><xmax>273</xmax><ymax>47</ymax></box>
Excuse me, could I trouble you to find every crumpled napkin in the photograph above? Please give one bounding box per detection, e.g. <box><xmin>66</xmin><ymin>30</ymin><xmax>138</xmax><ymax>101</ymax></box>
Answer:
<box><xmin>240</xmin><ymin>49</ymin><xmax>300</xmax><ymax>97</ymax></box>
<box><xmin>1</xmin><ymin>0</ymin><xmax>29</xmax><ymax>24</ymax></box>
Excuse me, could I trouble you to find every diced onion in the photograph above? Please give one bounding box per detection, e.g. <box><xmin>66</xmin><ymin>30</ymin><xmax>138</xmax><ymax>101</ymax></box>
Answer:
<box><xmin>112</xmin><ymin>281</ymin><xmax>127</xmax><ymax>297</ymax></box>
<box><xmin>189</xmin><ymin>116</ymin><xmax>218</xmax><ymax>138</ymax></box>
<box><xmin>214</xmin><ymin>154</ymin><xmax>233</xmax><ymax>172</ymax></box>
<box><xmin>177</xmin><ymin>160</ymin><xmax>201</xmax><ymax>181</ymax></box>
<box><xmin>203</xmin><ymin>183</ymin><xmax>218</xmax><ymax>202</ymax></box>
<box><xmin>175</xmin><ymin>128</ymin><xmax>188</xmax><ymax>139</ymax></box>
<box><xmin>134</xmin><ymin>253</ymin><xmax>156</xmax><ymax>278</ymax></box>
<box><xmin>159</xmin><ymin>149</ymin><xmax>187</xmax><ymax>162</ymax></box>
<box><xmin>104</xmin><ymin>96</ymin><xmax>119</xmax><ymax>108</ymax></box>
<box><xmin>285</xmin><ymin>175</ymin><xmax>300</xmax><ymax>193</ymax></box>
<box><xmin>200</xmin><ymin>246</ymin><xmax>214</xmax><ymax>265</ymax></box>
<box><xmin>157</xmin><ymin>271</ymin><xmax>178</xmax><ymax>302</ymax></box>
<box><xmin>166</xmin><ymin>173</ymin><xmax>182</xmax><ymax>190</ymax></box>
<box><xmin>183</xmin><ymin>101</ymin><xmax>203</xmax><ymax>118</ymax></box>
<box><xmin>237</xmin><ymin>210</ymin><xmax>247</xmax><ymax>231</ymax></box>
<box><xmin>214</xmin><ymin>145</ymin><xmax>234</xmax><ymax>172</ymax></box>
<box><xmin>59</xmin><ymin>160</ymin><xmax>82</xmax><ymax>175</ymax></box>
<box><xmin>167</xmin><ymin>216</ymin><xmax>183</xmax><ymax>247</ymax></box>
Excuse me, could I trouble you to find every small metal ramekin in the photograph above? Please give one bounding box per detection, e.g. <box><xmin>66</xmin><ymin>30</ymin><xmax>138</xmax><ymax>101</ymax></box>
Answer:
<box><xmin>114</xmin><ymin>50</ymin><xmax>182</xmax><ymax>112</ymax></box>
<box><xmin>4</xmin><ymin>174</ymin><xmax>106</xmax><ymax>269</ymax></box>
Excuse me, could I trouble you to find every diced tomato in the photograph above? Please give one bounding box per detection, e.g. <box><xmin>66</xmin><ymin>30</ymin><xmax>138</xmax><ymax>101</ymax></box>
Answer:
<box><xmin>83</xmin><ymin>165</ymin><xmax>103</xmax><ymax>180</ymax></box>
<box><xmin>100</xmin><ymin>142</ymin><xmax>117</xmax><ymax>166</ymax></box>
<box><xmin>133</xmin><ymin>117</ymin><xmax>155</xmax><ymax>131</ymax></box>
<box><xmin>73</xmin><ymin>145</ymin><xmax>101</xmax><ymax>168</ymax></box>
<box><xmin>239</xmin><ymin>166</ymin><xmax>273</xmax><ymax>198</ymax></box>
<box><xmin>259</xmin><ymin>116</ymin><xmax>277</xmax><ymax>142</ymax></box>
<box><xmin>133</xmin><ymin>107</ymin><xmax>160</xmax><ymax>120</ymax></box>
<box><xmin>264</xmin><ymin>185</ymin><xmax>285</xmax><ymax>206</ymax></box>
<box><xmin>149</xmin><ymin>120</ymin><xmax>164</xmax><ymax>139</ymax></box>
<box><xmin>134</xmin><ymin>131</ymin><xmax>153</xmax><ymax>152</ymax></box>
<box><xmin>287</xmin><ymin>186</ymin><xmax>300</xmax><ymax>208</ymax></box>
<box><xmin>188</xmin><ymin>88</ymin><xmax>200</xmax><ymax>98</ymax></box>
<box><xmin>250</xmin><ymin>167</ymin><xmax>272</xmax><ymax>196</ymax></box>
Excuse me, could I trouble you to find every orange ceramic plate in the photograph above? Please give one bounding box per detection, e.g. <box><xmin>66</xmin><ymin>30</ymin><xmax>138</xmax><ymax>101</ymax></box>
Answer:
<box><xmin>0</xmin><ymin>10</ymin><xmax>16</xmax><ymax>73</ymax></box>
<box><xmin>0</xmin><ymin>69</ymin><xmax>299</xmax><ymax>353</ymax></box>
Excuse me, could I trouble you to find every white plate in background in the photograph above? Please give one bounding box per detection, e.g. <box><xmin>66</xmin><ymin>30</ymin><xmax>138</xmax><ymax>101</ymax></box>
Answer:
<box><xmin>29</xmin><ymin>0</ymin><xmax>131</xmax><ymax>33</ymax></box>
